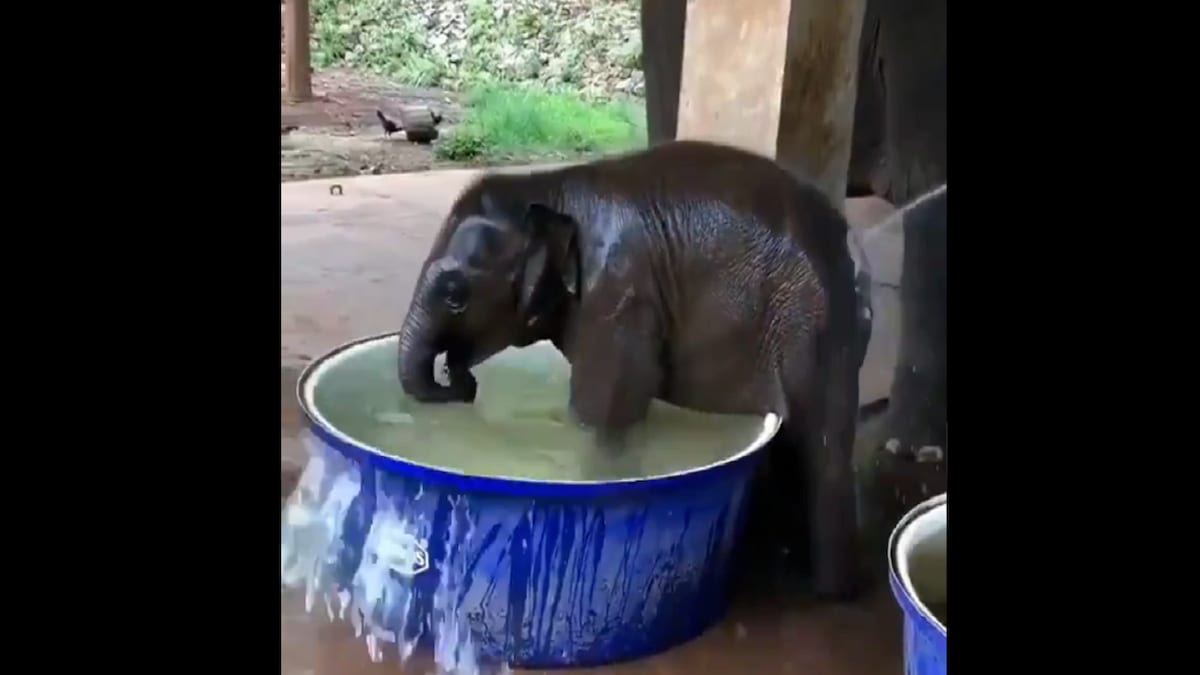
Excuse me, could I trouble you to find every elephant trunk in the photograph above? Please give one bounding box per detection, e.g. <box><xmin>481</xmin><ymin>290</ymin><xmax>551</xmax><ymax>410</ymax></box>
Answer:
<box><xmin>397</xmin><ymin>303</ymin><xmax>449</xmax><ymax>402</ymax></box>
<box><xmin>397</xmin><ymin>300</ymin><xmax>478</xmax><ymax>403</ymax></box>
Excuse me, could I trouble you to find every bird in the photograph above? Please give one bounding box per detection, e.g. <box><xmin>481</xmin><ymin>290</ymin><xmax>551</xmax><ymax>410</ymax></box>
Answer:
<box><xmin>376</xmin><ymin>110</ymin><xmax>401</xmax><ymax>139</ymax></box>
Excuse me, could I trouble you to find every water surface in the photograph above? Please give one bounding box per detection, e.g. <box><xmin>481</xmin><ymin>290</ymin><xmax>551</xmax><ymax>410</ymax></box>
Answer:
<box><xmin>310</xmin><ymin>340</ymin><xmax>767</xmax><ymax>481</ymax></box>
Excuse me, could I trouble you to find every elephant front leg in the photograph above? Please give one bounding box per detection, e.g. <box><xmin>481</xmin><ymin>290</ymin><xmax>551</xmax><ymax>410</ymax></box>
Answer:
<box><xmin>796</xmin><ymin>341</ymin><xmax>863</xmax><ymax>601</ymax></box>
<box><xmin>566</xmin><ymin>306</ymin><xmax>663</xmax><ymax>442</ymax></box>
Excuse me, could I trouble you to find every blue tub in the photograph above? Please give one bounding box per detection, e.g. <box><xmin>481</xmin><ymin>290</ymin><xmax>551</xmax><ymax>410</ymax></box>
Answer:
<box><xmin>888</xmin><ymin>492</ymin><xmax>947</xmax><ymax>675</ymax></box>
<box><xmin>280</xmin><ymin>333</ymin><xmax>780</xmax><ymax>670</ymax></box>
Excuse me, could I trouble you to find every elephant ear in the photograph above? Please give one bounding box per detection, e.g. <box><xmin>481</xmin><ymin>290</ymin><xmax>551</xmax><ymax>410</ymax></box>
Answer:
<box><xmin>516</xmin><ymin>203</ymin><xmax>580</xmax><ymax>318</ymax></box>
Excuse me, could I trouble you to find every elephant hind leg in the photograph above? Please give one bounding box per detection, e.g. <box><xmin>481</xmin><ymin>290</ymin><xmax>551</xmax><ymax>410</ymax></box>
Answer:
<box><xmin>789</xmin><ymin>335</ymin><xmax>863</xmax><ymax>601</ymax></box>
<box><xmin>727</xmin><ymin>429</ymin><xmax>811</xmax><ymax>599</ymax></box>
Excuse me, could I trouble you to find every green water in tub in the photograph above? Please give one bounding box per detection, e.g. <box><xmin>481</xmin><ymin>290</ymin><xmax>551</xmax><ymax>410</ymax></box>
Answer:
<box><xmin>908</xmin><ymin>527</ymin><xmax>948</xmax><ymax>628</ymax></box>
<box><xmin>310</xmin><ymin>340</ymin><xmax>767</xmax><ymax>481</ymax></box>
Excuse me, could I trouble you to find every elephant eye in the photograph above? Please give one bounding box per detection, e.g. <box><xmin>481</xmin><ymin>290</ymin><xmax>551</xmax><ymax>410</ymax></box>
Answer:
<box><xmin>433</xmin><ymin>269</ymin><xmax>470</xmax><ymax>314</ymax></box>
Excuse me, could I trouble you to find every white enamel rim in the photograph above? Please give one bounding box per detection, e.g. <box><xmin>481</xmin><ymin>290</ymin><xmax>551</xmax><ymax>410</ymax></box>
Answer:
<box><xmin>888</xmin><ymin>492</ymin><xmax>947</xmax><ymax>635</ymax></box>
<box><xmin>298</xmin><ymin>332</ymin><xmax>782</xmax><ymax>485</ymax></box>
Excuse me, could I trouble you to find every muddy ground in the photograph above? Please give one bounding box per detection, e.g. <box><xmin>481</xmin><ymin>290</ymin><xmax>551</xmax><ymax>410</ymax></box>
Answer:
<box><xmin>280</xmin><ymin>67</ymin><xmax>470</xmax><ymax>182</ymax></box>
<box><xmin>279</xmin><ymin>0</ymin><xmax>479</xmax><ymax>182</ymax></box>
<box><xmin>279</xmin><ymin>67</ymin><xmax>618</xmax><ymax>182</ymax></box>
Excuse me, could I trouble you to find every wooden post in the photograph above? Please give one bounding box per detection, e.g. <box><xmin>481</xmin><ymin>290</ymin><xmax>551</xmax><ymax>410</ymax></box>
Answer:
<box><xmin>284</xmin><ymin>0</ymin><xmax>312</xmax><ymax>102</ymax></box>
<box><xmin>641</xmin><ymin>0</ymin><xmax>688</xmax><ymax>145</ymax></box>
<box><xmin>675</xmin><ymin>0</ymin><xmax>867</xmax><ymax>209</ymax></box>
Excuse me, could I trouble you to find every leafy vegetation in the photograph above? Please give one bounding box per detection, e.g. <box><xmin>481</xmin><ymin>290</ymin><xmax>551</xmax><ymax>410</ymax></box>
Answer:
<box><xmin>306</xmin><ymin>0</ymin><xmax>646</xmax><ymax>163</ymax></box>
<box><xmin>436</xmin><ymin>85</ymin><xmax>646</xmax><ymax>161</ymax></box>
<box><xmin>310</xmin><ymin>0</ymin><xmax>644</xmax><ymax>98</ymax></box>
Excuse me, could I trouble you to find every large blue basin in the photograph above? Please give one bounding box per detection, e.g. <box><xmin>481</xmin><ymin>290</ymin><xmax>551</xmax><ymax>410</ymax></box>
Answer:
<box><xmin>280</xmin><ymin>333</ymin><xmax>780</xmax><ymax>670</ymax></box>
<box><xmin>888</xmin><ymin>492</ymin><xmax>947</xmax><ymax>675</ymax></box>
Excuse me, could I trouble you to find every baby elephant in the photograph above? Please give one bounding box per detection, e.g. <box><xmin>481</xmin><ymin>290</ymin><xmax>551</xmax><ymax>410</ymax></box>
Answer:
<box><xmin>397</xmin><ymin>140</ymin><xmax>868</xmax><ymax>600</ymax></box>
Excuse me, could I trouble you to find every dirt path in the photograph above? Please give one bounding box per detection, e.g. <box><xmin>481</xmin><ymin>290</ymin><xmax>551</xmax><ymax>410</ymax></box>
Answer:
<box><xmin>279</xmin><ymin>67</ymin><xmax>617</xmax><ymax>182</ymax></box>
<box><xmin>279</xmin><ymin>0</ymin><xmax>472</xmax><ymax>182</ymax></box>
<box><xmin>280</xmin><ymin>66</ymin><xmax>468</xmax><ymax>181</ymax></box>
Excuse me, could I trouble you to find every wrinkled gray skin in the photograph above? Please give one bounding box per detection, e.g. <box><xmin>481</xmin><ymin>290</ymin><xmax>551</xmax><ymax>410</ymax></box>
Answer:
<box><xmin>398</xmin><ymin>140</ymin><xmax>868</xmax><ymax>600</ymax></box>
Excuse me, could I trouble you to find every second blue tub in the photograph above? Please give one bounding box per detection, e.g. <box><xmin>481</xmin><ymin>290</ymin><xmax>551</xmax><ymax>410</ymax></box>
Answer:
<box><xmin>888</xmin><ymin>492</ymin><xmax>948</xmax><ymax>675</ymax></box>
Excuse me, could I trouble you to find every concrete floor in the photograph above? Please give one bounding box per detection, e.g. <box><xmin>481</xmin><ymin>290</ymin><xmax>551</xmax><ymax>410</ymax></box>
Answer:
<box><xmin>281</xmin><ymin>169</ymin><xmax>910</xmax><ymax>675</ymax></box>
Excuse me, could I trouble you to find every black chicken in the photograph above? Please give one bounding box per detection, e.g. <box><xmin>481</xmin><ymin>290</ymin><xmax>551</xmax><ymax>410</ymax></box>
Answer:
<box><xmin>376</xmin><ymin>110</ymin><xmax>401</xmax><ymax>138</ymax></box>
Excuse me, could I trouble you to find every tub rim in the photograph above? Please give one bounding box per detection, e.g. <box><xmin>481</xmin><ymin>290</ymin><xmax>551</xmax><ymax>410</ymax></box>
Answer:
<box><xmin>887</xmin><ymin>492</ymin><xmax>947</xmax><ymax>637</ymax></box>
<box><xmin>296</xmin><ymin>331</ymin><xmax>781</xmax><ymax>498</ymax></box>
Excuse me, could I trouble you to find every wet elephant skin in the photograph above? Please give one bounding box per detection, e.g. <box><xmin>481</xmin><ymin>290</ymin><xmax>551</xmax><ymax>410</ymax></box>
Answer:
<box><xmin>396</xmin><ymin>140</ymin><xmax>870</xmax><ymax>600</ymax></box>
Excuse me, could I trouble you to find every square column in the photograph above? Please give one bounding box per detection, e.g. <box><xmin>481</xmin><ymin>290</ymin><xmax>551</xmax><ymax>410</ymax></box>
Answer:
<box><xmin>676</xmin><ymin>0</ymin><xmax>866</xmax><ymax>206</ymax></box>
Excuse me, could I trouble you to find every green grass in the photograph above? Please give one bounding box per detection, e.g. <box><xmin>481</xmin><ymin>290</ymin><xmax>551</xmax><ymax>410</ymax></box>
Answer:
<box><xmin>437</xmin><ymin>86</ymin><xmax>647</xmax><ymax>161</ymax></box>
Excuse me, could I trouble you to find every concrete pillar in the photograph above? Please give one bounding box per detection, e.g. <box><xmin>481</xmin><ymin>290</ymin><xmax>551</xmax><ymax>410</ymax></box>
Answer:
<box><xmin>675</xmin><ymin>0</ymin><xmax>867</xmax><ymax>207</ymax></box>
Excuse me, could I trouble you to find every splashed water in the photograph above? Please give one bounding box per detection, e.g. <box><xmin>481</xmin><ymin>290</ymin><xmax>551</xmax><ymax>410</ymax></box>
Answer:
<box><xmin>430</xmin><ymin>496</ymin><xmax>476</xmax><ymax>672</ymax></box>
<box><xmin>282</xmin><ymin>440</ymin><xmax>504</xmax><ymax>675</ymax></box>
<box><xmin>281</xmin><ymin>425</ymin><xmax>754</xmax><ymax>672</ymax></box>
<box><xmin>351</xmin><ymin>486</ymin><xmax>425</xmax><ymax>665</ymax></box>
<box><xmin>281</xmin><ymin>450</ymin><xmax>361</xmax><ymax>603</ymax></box>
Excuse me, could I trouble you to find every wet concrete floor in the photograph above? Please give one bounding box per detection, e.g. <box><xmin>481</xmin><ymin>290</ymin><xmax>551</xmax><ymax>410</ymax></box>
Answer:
<box><xmin>281</xmin><ymin>170</ymin><xmax>919</xmax><ymax>674</ymax></box>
